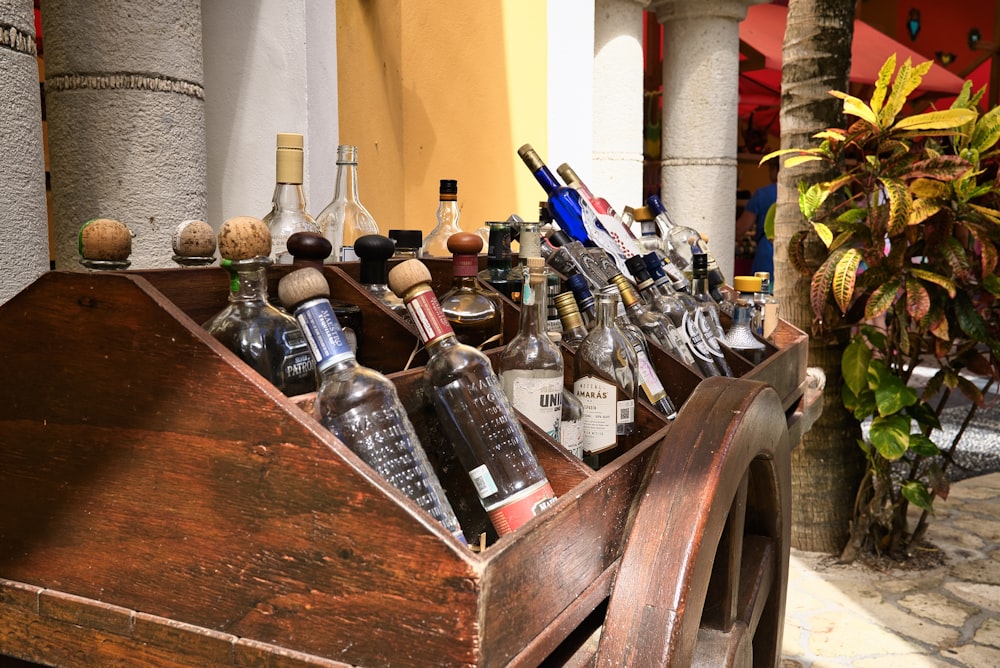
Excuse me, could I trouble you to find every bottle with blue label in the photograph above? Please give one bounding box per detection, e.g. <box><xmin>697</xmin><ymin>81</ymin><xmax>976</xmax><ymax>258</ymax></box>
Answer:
<box><xmin>278</xmin><ymin>267</ymin><xmax>467</xmax><ymax>546</ymax></box>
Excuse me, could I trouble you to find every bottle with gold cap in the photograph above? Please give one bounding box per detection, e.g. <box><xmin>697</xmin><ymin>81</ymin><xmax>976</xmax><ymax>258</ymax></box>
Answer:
<box><xmin>388</xmin><ymin>259</ymin><xmax>557</xmax><ymax>537</ymax></box>
<box><xmin>498</xmin><ymin>257</ymin><xmax>564</xmax><ymax>441</ymax></box>
<box><xmin>422</xmin><ymin>179</ymin><xmax>465</xmax><ymax>258</ymax></box>
<box><xmin>553</xmin><ymin>292</ymin><xmax>590</xmax><ymax>350</ymax></box>
<box><xmin>262</xmin><ymin>132</ymin><xmax>320</xmax><ymax>264</ymax></box>
<box><xmin>753</xmin><ymin>271</ymin><xmax>780</xmax><ymax>338</ymax></box>
<box><xmin>203</xmin><ymin>216</ymin><xmax>318</xmax><ymax>396</ymax></box>
<box><xmin>439</xmin><ymin>232</ymin><xmax>504</xmax><ymax>349</ymax></box>
<box><xmin>277</xmin><ymin>266</ymin><xmax>467</xmax><ymax>545</ymax></box>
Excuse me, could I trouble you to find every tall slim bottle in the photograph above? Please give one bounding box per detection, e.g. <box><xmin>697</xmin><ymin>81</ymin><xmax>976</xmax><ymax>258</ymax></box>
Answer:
<box><xmin>278</xmin><ymin>267</ymin><xmax>466</xmax><ymax>545</ymax></box>
<box><xmin>204</xmin><ymin>216</ymin><xmax>318</xmax><ymax>396</ymax></box>
<box><xmin>422</xmin><ymin>179</ymin><xmax>464</xmax><ymax>258</ymax></box>
<box><xmin>499</xmin><ymin>257</ymin><xmax>564</xmax><ymax>441</ymax></box>
<box><xmin>316</xmin><ymin>144</ymin><xmax>379</xmax><ymax>262</ymax></box>
<box><xmin>439</xmin><ymin>232</ymin><xmax>504</xmax><ymax>349</ymax></box>
<box><xmin>517</xmin><ymin>144</ymin><xmax>590</xmax><ymax>243</ymax></box>
<box><xmin>517</xmin><ymin>220</ymin><xmax>562</xmax><ymax>334</ymax></box>
<box><xmin>262</xmin><ymin>133</ymin><xmax>321</xmax><ymax>264</ymax></box>
<box><xmin>388</xmin><ymin>260</ymin><xmax>557</xmax><ymax>536</ymax></box>
<box><xmin>574</xmin><ymin>287</ymin><xmax>638</xmax><ymax>468</ymax></box>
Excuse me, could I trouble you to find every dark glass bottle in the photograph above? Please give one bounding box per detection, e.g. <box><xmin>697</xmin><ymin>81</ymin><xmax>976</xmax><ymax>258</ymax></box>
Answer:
<box><xmin>566</xmin><ymin>273</ymin><xmax>597</xmax><ymax>328</ymax></box>
<box><xmin>204</xmin><ymin>216</ymin><xmax>318</xmax><ymax>397</ymax></box>
<box><xmin>439</xmin><ymin>232</ymin><xmax>504</xmax><ymax>349</ymax></box>
<box><xmin>517</xmin><ymin>144</ymin><xmax>591</xmax><ymax>244</ymax></box>
<box><xmin>278</xmin><ymin>267</ymin><xmax>466</xmax><ymax>545</ymax></box>
<box><xmin>388</xmin><ymin>259</ymin><xmax>557</xmax><ymax>536</ymax></box>
<box><xmin>477</xmin><ymin>221</ymin><xmax>521</xmax><ymax>302</ymax></box>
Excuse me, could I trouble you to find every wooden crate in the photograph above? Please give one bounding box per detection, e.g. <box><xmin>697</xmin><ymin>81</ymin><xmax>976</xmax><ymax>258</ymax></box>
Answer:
<box><xmin>0</xmin><ymin>262</ymin><xmax>811</xmax><ymax>667</ymax></box>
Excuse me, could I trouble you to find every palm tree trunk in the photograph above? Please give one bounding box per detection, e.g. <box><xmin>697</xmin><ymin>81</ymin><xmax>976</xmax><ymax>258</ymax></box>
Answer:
<box><xmin>777</xmin><ymin>0</ymin><xmax>866</xmax><ymax>554</ymax></box>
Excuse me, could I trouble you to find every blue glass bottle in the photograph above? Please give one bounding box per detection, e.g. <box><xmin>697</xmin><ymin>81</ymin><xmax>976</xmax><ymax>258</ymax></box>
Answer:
<box><xmin>517</xmin><ymin>144</ymin><xmax>590</xmax><ymax>244</ymax></box>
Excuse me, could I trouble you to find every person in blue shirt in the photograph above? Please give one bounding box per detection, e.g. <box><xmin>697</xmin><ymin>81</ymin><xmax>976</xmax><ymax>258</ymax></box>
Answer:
<box><xmin>736</xmin><ymin>161</ymin><xmax>777</xmax><ymax>283</ymax></box>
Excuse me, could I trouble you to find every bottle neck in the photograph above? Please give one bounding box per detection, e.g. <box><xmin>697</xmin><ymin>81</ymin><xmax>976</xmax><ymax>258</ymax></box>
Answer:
<box><xmin>223</xmin><ymin>259</ymin><xmax>270</xmax><ymax>303</ymax></box>
<box><xmin>292</xmin><ymin>297</ymin><xmax>356</xmax><ymax>373</ymax></box>
<box><xmin>593</xmin><ymin>292</ymin><xmax>618</xmax><ymax>330</ymax></box>
<box><xmin>402</xmin><ymin>284</ymin><xmax>458</xmax><ymax>346</ymax></box>
<box><xmin>359</xmin><ymin>256</ymin><xmax>389</xmax><ymax>286</ymax></box>
<box><xmin>435</xmin><ymin>195</ymin><xmax>461</xmax><ymax>232</ymax></box>
<box><xmin>333</xmin><ymin>158</ymin><xmax>361</xmax><ymax>204</ymax></box>
<box><xmin>452</xmin><ymin>252</ymin><xmax>479</xmax><ymax>279</ymax></box>
<box><xmin>518</xmin><ymin>223</ymin><xmax>542</xmax><ymax>260</ymax></box>
<box><xmin>519</xmin><ymin>269</ymin><xmax>549</xmax><ymax>337</ymax></box>
<box><xmin>271</xmin><ymin>182</ymin><xmax>309</xmax><ymax>214</ymax></box>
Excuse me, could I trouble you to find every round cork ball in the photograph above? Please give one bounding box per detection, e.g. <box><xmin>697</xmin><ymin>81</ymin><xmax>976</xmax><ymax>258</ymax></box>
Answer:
<box><xmin>218</xmin><ymin>216</ymin><xmax>271</xmax><ymax>260</ymax></box>
<box><xmin>388</xmin><ymin>259</ymin><xmax>432</xmax><ymax>298</ymax></box>
<box><xmin>278</xmin><ymin>267</ymin><xmax>330</xmax><ymax>309</ymax></box>
<box><xmin>79</xmin><ymin>218</ymin><xmax>132</xmax><ymax>261</ymax></box>
<box><xmin>172</xmin><ymin>220</ymin><xmax>217</xmax><ymax>257</ymax></box>
<box><xmin>446</xmin><ymin>232</ymin><xmax>483</xmax><ymax>255</ymax></box>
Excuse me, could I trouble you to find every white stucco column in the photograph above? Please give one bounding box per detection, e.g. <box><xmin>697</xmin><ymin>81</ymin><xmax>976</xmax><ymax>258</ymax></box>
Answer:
<box><xmin>41</xmin><ymin>0</ymin><xmax>207</xmax><ymax>270</ymax></box>
<box><xmin>649</xmin><ymin>0</ymin><xmax>765</xmax><ymax>282</ymax></box>
<box><xmin>590</xmin><ymin>0</ymin><xmax>646</xmax><ymax>213</ymax></box>
<box><xmin>0</xmin><ymin>0</ymin><xmax>49</xmax><ymax>304</ymax></box>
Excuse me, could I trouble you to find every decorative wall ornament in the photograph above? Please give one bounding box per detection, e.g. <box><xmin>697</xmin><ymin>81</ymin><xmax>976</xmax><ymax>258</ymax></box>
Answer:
<box><xmin>936</xmin><ymin>51</ymin><xmax>956</xmax><ymax>66</ymax></box>
<box><xmin>969</xmin><ymin>27</ymin><xmax>982</xmax><ymax>50</ymax></box>
<box><xmin>907</xmin><ymin>8</ymin><xmax>921</xmax><ymax>41</ymax></box>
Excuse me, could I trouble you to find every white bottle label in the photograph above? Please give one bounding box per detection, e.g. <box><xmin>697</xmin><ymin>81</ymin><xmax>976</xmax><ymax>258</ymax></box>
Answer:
<box><xmin>575</xmin><ymin>375</ymin><xmax>630</xmax><ymax>455</ymax></box>
<box><xmin>468</xmin><ymin>463</ymin><xmax>499</xmax><ymax>498</ymax></box>
<box><xmin>502</xmin><ymin>371</ymin><xmax>563</xmax><ymax>440</ymax></box>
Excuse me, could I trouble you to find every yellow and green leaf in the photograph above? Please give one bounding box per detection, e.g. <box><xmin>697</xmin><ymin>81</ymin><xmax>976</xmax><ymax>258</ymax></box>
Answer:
<box><xmin>833</xmin><ymin>248</ymin><xmax>863</xmax><ymax>314</ymax></box>
<box><xmin>910</xmin><ymin>268</ymin><xmax>957</xmax><ymax>297</ymax></box>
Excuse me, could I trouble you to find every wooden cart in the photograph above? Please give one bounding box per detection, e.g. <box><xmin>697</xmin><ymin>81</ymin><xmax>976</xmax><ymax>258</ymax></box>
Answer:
<box><xmin>0</xmin><ymin>261</ymin><xmax>820</xmax><ymax>667</ymax></box>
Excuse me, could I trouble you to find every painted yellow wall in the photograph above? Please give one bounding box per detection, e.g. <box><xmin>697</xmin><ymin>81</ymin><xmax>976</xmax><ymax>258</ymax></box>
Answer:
<box><xmin>337</xmin><ymin>0</ymin><xmax>549</xmax><ymax>241</ymax></box>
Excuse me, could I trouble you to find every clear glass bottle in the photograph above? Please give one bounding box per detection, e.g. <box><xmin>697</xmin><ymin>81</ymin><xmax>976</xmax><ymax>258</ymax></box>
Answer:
<box><xmin>316</xmin><ymin>144</ymin><xmax>380</xmax><ymax>262</ymax></box>
<box><xmin>204</xmin><ymin>216</ymin><xmax>318</xmax><ymax>396</ymax></box>
<box><xmin>556</xmin><ymin>162</ymin><xmax>616</xmax><ymax>217</ymax></box>
<box><xmin>646</xmin><ymin>194</ymin><xmax>726</xmax><ymax>300</ymax></box>
<box><xmin>262</xmin><ymin>133</ymin><xmax>320</xmax><ymax>264</ymax></box>
<box><xmin>754</xmin><ymin>271</ymin><xmax>780</xmax><ymax>338</ymax></box>
<box><xmin>439</xmin><ymin>232</ymin><xmax>504</xmax><ymax>349</ymax></box>
<box><xmin>725</xmin><ymin>298</ymin><xmax>767</xmax><ymax>365</ymax></box>
<box><xmin>518</xmin><ymin>220</ymin><xmax>562</xmax><ymax>334</ymax></box>
<box><xmin>277</xmin><ymin>267</ymin><xmax>466</xmax><ymax>545</ymax></box>
<box><xmin>610</xmin><ymin>296</ymin><xmax>678</xmax><ymax>420</ymax></box>
<box><xmin>499</xmin><ymin>258</ymin><xmax>564</xmax><ymax>441</ymax></box>
<box><xmin>354</xmin><ymin>234</ymin><xmax>410</xmax><ymax>321</ymax></box>
<box><xmin>730</xmin><ymin>275</ymin><xmax>763</xmax><ymax>323</ymax></box>
<box><xmin>388</xmin><ymin>259</ymin><xmax>557</xmax><ymax>536</ymax></box>
<box><xmin>690</xmin><ymin>251</ymin><xmax>735</xmax><ymax>377</ymax></box>
<box><xmin>574</xmin><ymin>287</ymin><xmax>638</xmax><ymax>468</ymax></box>
<box><xmin>560</xmin><ymin>387</ymin><xmax>585</xmax><ymax>460</ymax></box>
<box><xmin>477</xmin><ymin>221</ymin><xmax>521</xmax><ymax>302</ymax></box>
<box><xmin>422</xmin><ymin>179</ymin><xmax>464</xmax><ymax>258</ymax></box>
<box><xmin>553</xmin><ymin>292</ymin><xmax>590</xmax><ymax>350</ymax></box>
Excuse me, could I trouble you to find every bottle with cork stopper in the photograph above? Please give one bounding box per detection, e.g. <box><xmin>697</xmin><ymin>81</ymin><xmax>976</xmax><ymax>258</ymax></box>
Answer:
<box><xmin>262</xmin><ymin>132</ymin><xmax>320</xmax><ymax>265</ymax></box>
<box><xmin>78</xmin><ymin>218</ymin><xmax>133</xmax><ymax>270</ymax></box>
<box><xmin>202</xmin><ymin>216</ymin><xmax>318</xmax><ymax>396</ymax></box>
<box><xmin>388</xmin><ymin>259</ymin><xmax>557</xmax><ymax>537</ymax></box>
<box><xmin>171</xmin><ymin>220</ymin><xmax>217</xmax><ymax>267</ymax></box>
<box><xmin>277</xmin><ymin>266</ymin><xmax>466</xmax><ymax>545</ymax></box>
<box><xmin>438</xmin><ymin>232</ymin><xmax>504</xmax><ymax>349</ymax></box>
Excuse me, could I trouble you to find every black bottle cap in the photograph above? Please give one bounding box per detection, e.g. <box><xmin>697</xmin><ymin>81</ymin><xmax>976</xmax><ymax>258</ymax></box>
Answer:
<box><xmin>548</xmin><ymin>229</ymin><xmax>573</xmax><ymax>248</ymax></box>
<box><xmin>439</xmin><ymin>179</ymin><xmax>458</xmax><ymax>195</ymax></box>
<box><xmin>692</xmin><ymin>252</ymin><xmax>708</xmax><ymax>271</ymax></box>
<box><xmin>355</xmin><ymin>234</ymin><xmax>395</xmax><ymax>285</ymax></box>
<box><xmin>625</xmin><ymin>255</ymin><xmax>652</xmax><ymax>283</ymax></box>
<box><xmin>388</xmin><ymin>229</ymin><xmax>422</xmax><ymax>250</ymax></box>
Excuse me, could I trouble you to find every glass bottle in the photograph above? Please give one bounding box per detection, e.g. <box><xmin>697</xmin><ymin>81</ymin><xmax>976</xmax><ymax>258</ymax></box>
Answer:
<box><xmin>610</xmin><ymin>296</ymin><xmax>678</xmax><ymax>421</ymax></box>
<box><xmin>553</xmin><ymin>292</ymin><xmax>590</xmax><ymax>350</ymax></box>
<box><xmin>754</xmin><ymin>271</ymin><xmax>780</xmax><ymax>338</ymax></box>
<box><xmin>730</xmin><ymin>275</ymin><xmax>763</xmax><ymax>322</ymax></box>
<box><xmin>608</xmin><ymin>272</ymin><xmax>698</xmax><ymax>375</ymax></box>
<box><xmin>204</xmin><ymin>216</ymin><xmax>318</xmax><ymax>396</ymax></box>
<box><xmin>354</xmin><ymin>234</ymin><xmax>410</xmax><ymax>321</ymax></box>
<box><xmin>560</xmin><ymin>387</ymin><xmax>585</xmax><ymax>460</ymax></box>
<box><xmin>547</xmin><ymin>229</ymin><xmax>610</xmax><ymax>289</ymax></box>
<box><xmin>439</xmin><ymin>232</ymin><xmax>504</xmax><ymax>349</ymax></box>
<box><xmin>646</xmin><ymin>194</ymin><xmax>726</xmax><ymax>300</ymax></box>
<box><xmin>422</xmin><ymin>179</ymin><xmax>464</xmax><ymax>258</ymax></box>
<box><xmin>277</xmin><ymin>267</ymin><xmax>466</xmax><ymax>545</ymax></box>
<box><xmin>262</xmin><ymin>133</ymin><xmax>320</xmax><ymax>264</ymax></box>
<box><xmin>574</xmin><ymin>287</ymin><xmax>638</xmax><ymax>468</ymax></box>
<box><xmin>518</xmin><ymin>220</ymin><xmax>562</xmax><ymax>334</ymax></box>
<box><xmin>316</xmin><ymin>144</ymin><xmax>379</xmax><ymax>262</ymax></box>
<box><xmin>477</xmin><ymin>221</ymin><xmax>521</xmax><ymax>302</ymax></box>
<box><xmin>499</xmin><ymin>258</ymin><xmax>564</xmax><ymax>441</ymax></box>
<box><xmin>690</xmin><ymin>251</ymin><xmax>735</xmax><ymax>377</ymax></box>
<box><xmin>725</xmin><ymin>298</ymin><xmax>767</xmax><ymax>365</ymax></box>
<box><xmin>517</xmin><ymin>144</ymin><xmax>591</xmax><ymax>244</ymax></box>
<box><xmin>388</xmin><ymin>229</ymin><xmax>423</xmax><ymax>258</ymax></box>
<box><xmin>388</xmin><ymin>259</ymin><xmax>557</xmax><ymax>536</ymax></box>
<box><xmin>556</xmin><ymin>162</ymin><xmax>616</xmax><ymax>217</ymax></box>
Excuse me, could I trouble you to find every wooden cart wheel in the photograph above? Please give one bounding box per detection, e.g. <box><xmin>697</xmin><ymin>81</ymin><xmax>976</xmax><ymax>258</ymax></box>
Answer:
<box><xmin>596</xmin><ymin>376</ymin><xmax>792</xmax><ymax>668</ymax></box>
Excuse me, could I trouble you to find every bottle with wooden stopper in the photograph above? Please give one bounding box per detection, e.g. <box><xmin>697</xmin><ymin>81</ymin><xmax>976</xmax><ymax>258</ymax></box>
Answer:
<box><xmin>78</xmin><ymin>218</ymin><xmax>133</xmax><ymax>270</ymax></box>
<box><xmin>353</xmin><ymin>234</ymin><xmax>409</xmax><ymax>321</ymax></box>
<box><xmin>388</xmin><ymin>259</ymin><xmax>557</xmax><ymax>537</ymax></box>
<box><xmin>171</xmin><ymin>219</ymin><xmax>216</xmax><ymax>266</ymax></box>
<box><xmin>262</xmin><ymin>132</ymin><xmax>320</xmax><ymax>265</ymax></box>
<box><xmin>203</xmin><ymin>216</ymin><xmax>318</xmax><ymax>396</ymax></box>
<box><xmin>438</xmin><ymin>232</ymin><xmax>504</xmax><ymax>349</ymax></box>
<box><xmin>277</xmin><ymin>267</ymin><xmax>466</xmax><ymax>545</ymax></box>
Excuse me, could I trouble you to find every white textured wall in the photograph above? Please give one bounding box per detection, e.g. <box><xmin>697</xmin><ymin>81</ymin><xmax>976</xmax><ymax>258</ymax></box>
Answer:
<box><xmin>202</xmin><ymin>0</ymin><xmax>338</xmax><ymax>228</ymax></box>
<box><xmin>0</xmin><ymin>0</ymin><xmax>49</xmax><ymax>304</ymax></box>
<box><xmin>42</xmin><ymin>0</ymin><xmax>207</xmax><ymax>270</ymax></box>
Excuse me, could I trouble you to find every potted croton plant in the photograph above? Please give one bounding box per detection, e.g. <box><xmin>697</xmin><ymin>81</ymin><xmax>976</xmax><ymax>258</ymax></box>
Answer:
<box><xmin>765</xmin><ymin>55</ymin><xmax>1000</xmax><ymax>562</ymax></box>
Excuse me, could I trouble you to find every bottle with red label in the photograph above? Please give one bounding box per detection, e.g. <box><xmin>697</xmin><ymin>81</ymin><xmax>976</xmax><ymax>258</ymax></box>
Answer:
<box><xmin>388</xmin><ymin>259</ymin><xmax>557</xmax><ymax>537</ymax></box>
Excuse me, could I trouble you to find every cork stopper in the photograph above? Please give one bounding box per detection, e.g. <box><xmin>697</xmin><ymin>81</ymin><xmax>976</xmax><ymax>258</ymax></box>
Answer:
<box><xmin>287</xmin><ymin>231</ymin><xmax>332</xmax><ymax>269</ymax></box>
<box><xmin>79</xmin><ymin>218</ymin><xmax>132</xmax><ymax>262</ymax></box>
<box><xmin>447</xmin><ymin>232</ymin><xmax>483</xmax><ymax>255</ymax></box>
<box><xmin>218</xmin><ymin>216</ymin><xmax>271</xmax><ymax>260</ymax></box>
<box><xmin>733</xmin><ymin>276</ymin><xmax>763</xmax><ymax>293</ymax></box>
<box><xmin>526</xmin><ymin>256</ymin><xmax>545</xmax><ymax>269</ymax></box>
<box><xmin>275</xmin><ymin>132</ymin><xmax>305</xmax><ymax>184</ymax></box>
<box><xmin>388</xmin><ymin>259</ymin><xmax>432</xmax><ymax>298</ymax></box>
<box><xmin>172</xmin><ymin>220</ymin><xmax>216</xmax><ymax>259</ymax></box>
<box><xmin>278</xmin><ymin>267</ymin><xmax>330</xmax><ymax>309</ymax></box>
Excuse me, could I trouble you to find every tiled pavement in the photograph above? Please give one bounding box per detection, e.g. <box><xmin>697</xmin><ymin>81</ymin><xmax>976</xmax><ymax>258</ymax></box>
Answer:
<box><xmin>781</xmin><ymin>471</ymin><xmax>1000</xmax><ymax>667</ymax></box>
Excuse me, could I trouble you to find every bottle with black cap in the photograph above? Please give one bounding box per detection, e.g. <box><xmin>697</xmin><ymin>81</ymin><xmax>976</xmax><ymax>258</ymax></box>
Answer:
<box><xmin>355</xmin><ymin>233</ymin><xmax>410</xmax><ymax>321</ymax></box>
<box><xmin>422</xmin><ymin>179</ymin><xmax>464</xmax><ymax>258</ymax></box>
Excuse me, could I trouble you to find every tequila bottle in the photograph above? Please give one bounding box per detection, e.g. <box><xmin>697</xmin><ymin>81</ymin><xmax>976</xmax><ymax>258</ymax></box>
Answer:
<box><xmin>316</xmin><ymin>144</ymin><xmax>379</xmax><ymax>262</ymax></box>
<box><xmin>354</xmin><ymin>233</ymin><xmax>409</xmax><ymax>321</ymax></box>
<box><xmin>262</xmin><ymin>133</ymin><xmax>320</xmax><ymax>264</ymax></box>
<box><xmin>439</xmin><ymin>232</ymin><xmax>504</xmax><ymax>349</ymax></box>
